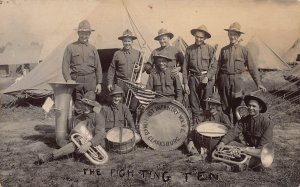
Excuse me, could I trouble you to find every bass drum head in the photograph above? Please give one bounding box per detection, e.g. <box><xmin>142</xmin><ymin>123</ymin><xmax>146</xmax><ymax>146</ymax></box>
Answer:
<box><xmin>106</xmin><ymin>127</ymin><xmax>134</xmax><ymax>143</ymax></box>
<box><xmin>139</xmin><ymin>100</ymin><xmax>190</xmax><ymax>151</ymax></box>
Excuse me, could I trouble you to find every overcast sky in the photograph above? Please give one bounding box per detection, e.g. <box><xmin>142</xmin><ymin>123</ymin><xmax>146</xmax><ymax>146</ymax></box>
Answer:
<box><xmin>0</xmin><ymin>0</ymin><xmax>299</xmax><ymax>55</ymax></box>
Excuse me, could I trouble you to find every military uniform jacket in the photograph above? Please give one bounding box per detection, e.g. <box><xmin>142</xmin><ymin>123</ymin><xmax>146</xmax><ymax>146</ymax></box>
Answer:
<box><xmin>221</xmin><ymin>114</ymin><xmax>273</xmax><ymax>148</ymax></box>
<box><xmin>62</xmin><ymin>40</ymin><xmax>102</xmax><ymax>84</ymax></box>
<box><xmin>182</xmin><ymin>43</ymin><xmax>217</xmax><ymax>84</ymax></box>
<box><xmin>146</xmin><ymin>68</ymin><xmax>183</xmax><ymax>101</ymax></box>
<box><xmin>107</xmin><ymin>48</ymin><xmax>142</xmax><ymax>85</ymax></box>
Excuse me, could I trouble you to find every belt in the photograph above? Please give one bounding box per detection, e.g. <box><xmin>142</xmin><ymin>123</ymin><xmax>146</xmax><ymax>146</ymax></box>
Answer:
<box><xmin>74</xmin><ymin>72</ymin><xmax>95</xmax><ymax>76</ymax></box>
<box><xmin>189</xmin><ymin>71</ymin><xmax>208</xmax><ymax>76</ymax></box>
<box><xmin>220</xmin><ymin>71</ymin><xmax>242</xmax><ymax>75</ymax></box>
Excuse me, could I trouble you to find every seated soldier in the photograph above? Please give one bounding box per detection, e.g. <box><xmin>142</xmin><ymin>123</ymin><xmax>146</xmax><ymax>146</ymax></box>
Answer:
<box><xmin>215</xmin><ymin>95</ymin><xmax>274</xmax><ymax>171</ymax></box>
<box><xmin>146</xmin><ymin>54</ymin><xmax>183</xmax><ymax>102</ymax></box>
<box><xmin>36</xmin><ymin>86</ymin><xmax>139</xmax><ymax>165</ymax></box>
<box><xmin>36</xmin><ymin>91</ymin><xmax>105</xmax><ymax>165</ymax></box>
<box><xmin>187</xmin><ymin>92</ymin><xmax>232</xmax><ymax>162</ymax></box>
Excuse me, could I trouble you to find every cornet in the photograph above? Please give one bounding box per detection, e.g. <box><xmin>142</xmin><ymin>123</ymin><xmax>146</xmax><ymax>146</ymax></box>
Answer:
<box><xmin>212</xmin><ymin>143</ymin><xmax>274</xmax><ymax>168</ymax></box>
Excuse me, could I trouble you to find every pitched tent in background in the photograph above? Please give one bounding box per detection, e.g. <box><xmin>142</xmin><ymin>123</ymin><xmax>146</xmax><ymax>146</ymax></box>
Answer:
<box><xmin>172</xmin><ymin>36</ymin><xmax>188</xmax><ymax>55</ymax></box>
<box><xmin>246</xmin><ymin>36</ymin><xmax>290</xmax><ymax>71</ymax></box>
<box><xmin>1</xmin><ymin>0</ymin><xmax>156</xmax><ymax>96</ymax></box>
<box><xmin>284</xmin><ymin>64</ymin><xmax>300</xmax><ymax>84</ymax></box>
<box><xmin>282</xmin><ymin>39</ymin><xmax>300</xmax><ymax>65</ymax></box>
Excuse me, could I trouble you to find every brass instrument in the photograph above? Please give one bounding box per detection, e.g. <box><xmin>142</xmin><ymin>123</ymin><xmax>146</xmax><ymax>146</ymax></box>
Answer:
<box><xmin>49</xmin><ymin>82</ymin><xmax>78</xmax><ymax>147</ymax></box>
<box><xmin>71</xmin><ymin>132</ymin><xmax>108</xmax><ymax>165</ymax></box>
<box><xmin>212</xmin><ymin>143</ymin><xmax>274</xmax><ymax>168</ymax></box>
<box><xmin>235</xmin><ymin>105</ymin><xmax>249</xmax><ymax>121</ymax></box>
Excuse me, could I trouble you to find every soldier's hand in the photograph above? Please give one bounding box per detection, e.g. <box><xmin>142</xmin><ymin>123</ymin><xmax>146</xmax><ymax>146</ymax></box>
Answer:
<box><xmin>184</xmin><ymin>83</ymin><xmax>190</xmax><ymax>95</ymax></box>
<box><xmin>171</xmin><ymin>67</ymin><xmax>181</xmax><ymax>77</ymax></box>
<box><xmin>201</xmin><ymin>77</ymin><xmax>209</xmax><ymax>84</ymax></box>
<box><xmin>216</xmin><ymin>142</ymin><xmax>225</xmax><ymax>152</ymax></box>
<box><xmin>95</xmin><ymin>84</ymin><xmax>102</xmax><ymax>94</ymax></box>
<box><xmin>67</xmin><ymin>79</ymin><xmax>76</xmax><ymax>84</ymax></box>
<box><xmin>134</xmin><ymin>64</ymin><xmax>141</xmax><ymax>73</ymax></box>
<box><xmin>78</xmin><ymin>141</ymin><xmax>92</xmax><ymax>154</ymax></box>
<box><xmin>258</xmin><ymin>85</ymin><xmax>267</xmax><ymax>92</ymax></box>
<box><xmin>107</xmin><ymin>84</ymin><xmax>113</xmax><ymax>92</ymax></box>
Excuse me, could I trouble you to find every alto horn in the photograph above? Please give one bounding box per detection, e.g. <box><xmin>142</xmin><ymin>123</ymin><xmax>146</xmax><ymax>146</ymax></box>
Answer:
<box><xmin>235</xmin><ymin>105</ymin><xmax>249</xmax><ymax>121</ymax></box>
<box><xmin>212</xmin><ymin>143</ymin><xmax>274</xmax><ymax>168</ymax></box>
<box><xmin>71</xmin><ymin>133</ymin><xmax>109</xmax><ymax>165</ymax></box>
<box><xmin>49</xmin><ymin>82</ymin><xmax>78</xmax><ymax>147</ymax></box>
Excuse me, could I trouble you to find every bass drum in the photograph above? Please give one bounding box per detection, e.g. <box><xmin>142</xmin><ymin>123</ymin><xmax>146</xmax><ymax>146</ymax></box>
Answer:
<box><xmin>139</xmin><ymin>98</ymin><xmax>190</xmax><ymax>151</ymax></box>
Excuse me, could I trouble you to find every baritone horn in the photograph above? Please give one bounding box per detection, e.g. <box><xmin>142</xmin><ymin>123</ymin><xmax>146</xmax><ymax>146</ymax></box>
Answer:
<box><xmin>49</xmin><ymin>82</ymin><xmax>79</xmax><ymax>147</ymax></box>
<box><xmin>235</xmin><ymin>105</ymin><xmax>249</xmax><ymax>121</ymax></box>
<box><xmin>212</xmin><ymin>143</ymin><xmax>274</xmax><ymax>168</ymax></box>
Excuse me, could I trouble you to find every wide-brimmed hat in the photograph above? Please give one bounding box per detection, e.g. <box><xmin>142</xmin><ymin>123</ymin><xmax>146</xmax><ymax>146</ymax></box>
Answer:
<box><xmin>153</xmin><ymin>54</ymin><xmax>172</xmax><ymax>62</ymax></box>
<box><xmin>204</xmin><ymin>93</ymin><xmax>221</xmax><ymax>105</ymax></box>
<box><xmin>118</xmin><ymin>29</ymin><xmax>137</xmax><ymax>40</ymax></box>
<box><xmin>190</xmin><ymin>25</ymin><xmax>211</xmax><ymax>39</ymax></box>
<box><xmin>80</xmin><ymin>91</ymin><xmax>100</xmax><ymax>107</ymax></box>
<box><xmin>244</xmin><ymin>95</ymin><xmax>267</xmax><ymax>113</ymax></box>
<box><xmin>154</xmin><ymin>28</ymin><xmax>174</xmax><ymax>40</ymax></box>
<box><xmin>74</xmin><ymin>20</ymin><xmax>95</xmax><ymax>32</ymax></box>
<box><xmin>224</xmin><ymin>22</ymin><xmax>244</xmax><ymax>34</ymax></box>
<box><xmin>110</xmin><ymin>85</ymin><xmax>124</xmax><ymax>96</ymax></box>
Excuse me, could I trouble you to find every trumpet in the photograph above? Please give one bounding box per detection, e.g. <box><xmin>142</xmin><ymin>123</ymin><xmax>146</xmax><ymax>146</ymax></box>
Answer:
<box><xmin>212</xmin><ymin>143</ymin><xmax>274</xmax><ymax>168</ymax></box>
<box><xmin>71</xmin><ymin>133</ymin><xmax>109</xmax><ymax>165</ymax></box>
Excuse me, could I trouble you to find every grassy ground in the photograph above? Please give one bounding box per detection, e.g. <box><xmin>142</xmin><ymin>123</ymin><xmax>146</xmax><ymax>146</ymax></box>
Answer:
<box><xmin>0</xmin><ymin>71</ymin><xmax>300</xmax><ymax>186</ymax></box>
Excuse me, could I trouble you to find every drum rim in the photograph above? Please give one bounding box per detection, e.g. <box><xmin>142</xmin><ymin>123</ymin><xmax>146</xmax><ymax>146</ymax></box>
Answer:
<box><xmin>195</xmin><ymin>121</ymin><xmax>227</xmax><ymax>137</ymax></box>
<box><xmin>139</xmin><ymin>100</ymin><xmax>190</xmax><ymax>151</ymax></box>
<box><xmin>106</xmin><ymin>127</ymin><xmax>135</xmax><ymax>144</ymax></box>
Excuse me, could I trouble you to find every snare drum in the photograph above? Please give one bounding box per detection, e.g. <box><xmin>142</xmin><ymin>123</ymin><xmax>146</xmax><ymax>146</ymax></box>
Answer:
<box><xmin>195</xmin><ymin>121</ymin><xmax>228</xmax><ymax>152</ymax></box>
<box><xmin>106</xmin><ymin>127</ymin><xmax>135</xmax><ymax>154</ymax></box>
<box><xmin>139</xmin><ymin>99</ymin><xmax>190</xmax><ymax>151</ymax></box>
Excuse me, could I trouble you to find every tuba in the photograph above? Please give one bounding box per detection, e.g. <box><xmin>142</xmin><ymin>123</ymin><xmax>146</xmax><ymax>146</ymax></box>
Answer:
<box><xmin>212</xmin><ymin>143</ymin><xmax>274</xmax><ymax>168</ymax></box>
<box><xmin>70</xmin><ymin>122</ymin><xmax>109</xmax><ymax>165</ymax></box>
<box><xmin>49</xmin><ymin>82</ymin><xmax>78</xmax><ymax>147</ymax></box>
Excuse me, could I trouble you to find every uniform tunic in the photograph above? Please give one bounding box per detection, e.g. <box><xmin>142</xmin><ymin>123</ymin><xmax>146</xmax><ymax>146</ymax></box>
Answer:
<box><xmin>146</xmin><ymin>68</ymin><xmax>183</xmax><ymax>101</ymax></box>
<box><xmin>182</xmin><ymin>43</ymin><xmax>217</xmax><ymax>120</ymax></box>
<box><xmin>144</xmin><ymin>45</ymin><xmax>184</xmax><ymax>73</ymax></box>
<box><xmin>217</xmin><ymin>44</ymin><xmax>261</xmax><ymax>122</ymax></box>
<box><xmin>62</xmin><ymin>40</ymin><xmax>102</xmax><ymax>114</ymax></box>
<box><xmin>91</xmin><ymin>103</ymin><xmax>135</xmax><ymax>146</ymax></box>
<box><xmin>221</xmin><ymin>114</ymin><xmax>273</xmax><ymax>148</ymax></box>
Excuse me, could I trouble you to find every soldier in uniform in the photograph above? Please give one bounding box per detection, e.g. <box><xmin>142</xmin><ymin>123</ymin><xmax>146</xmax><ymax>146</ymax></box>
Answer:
<box><xmin>217</xmin><ymin>22</ymin><xmax>266</xmax><ymax>123</ymax></box>
<box><xmin>144</xmin><ymin>28</ymin><xmax>184</xmax><ymax>76</ymax></box>
<box><xmin>216</xmin><ymin>95</ymin><xmax>273</xmax><ymax>171</ymax></box>
<box><xmin>107</xmin><ymin>29</ymin><xmax>142</xmax><ymax>114</ymax></box>
<box><xmin>62</xmin><ymin>20</ymin><xmax>102</xmax><ymax>115</ymax></box>
<box><xmin>182</xmin><ymin>25</ymin><xmax>217</xmax><ymax>126</ymax></box>
<box><xmin>146</xmin><ymin>54</ymin><xmax>183</xmax><ymax>101</ymax></box>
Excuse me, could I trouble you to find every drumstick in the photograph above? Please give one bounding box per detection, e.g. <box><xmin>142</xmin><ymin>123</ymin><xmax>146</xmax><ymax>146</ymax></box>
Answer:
<box><xmin>119</xmin><ymin>127</ymin><xmax>123</xmax><ymax>143</ymax></box>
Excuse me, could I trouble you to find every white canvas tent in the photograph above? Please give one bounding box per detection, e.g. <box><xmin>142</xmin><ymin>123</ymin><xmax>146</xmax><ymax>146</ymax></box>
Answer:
<box><xmin>246</xmin><ymin>36</ymin><xmax>290</xmax><ymax>71</ymax></box>
<box><xmin>1</xmin><ymin>0</ymin><xmax>157</xmax><ymax>95</ymax></box>
<box><xmin>282</xmin><ymin>39</ymin><xmax>300</xmax><ymax>64</ymax></box>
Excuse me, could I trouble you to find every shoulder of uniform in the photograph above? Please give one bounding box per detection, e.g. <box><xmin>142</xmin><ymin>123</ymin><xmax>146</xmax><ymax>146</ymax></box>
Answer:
<box><xmin>206</xmin><ymin>43</ymin><xmax>215</xmax><ymax>51</ymax></box>
<box><xmin>87</xmin><ymin>43</ymin><xmax>97</xmax><ymax>50</ymax></box>
<box><xmin>186</xmin><ymin>44</ymin><xmax>196</xmax><ymax>50</ymax></box>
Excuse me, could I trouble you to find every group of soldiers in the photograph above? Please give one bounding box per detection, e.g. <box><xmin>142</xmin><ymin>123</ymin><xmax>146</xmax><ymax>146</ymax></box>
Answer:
<box><xmin>37</xmin><ymin>20</ymin><xmax>273</xmax><ymax>172</ymax></box>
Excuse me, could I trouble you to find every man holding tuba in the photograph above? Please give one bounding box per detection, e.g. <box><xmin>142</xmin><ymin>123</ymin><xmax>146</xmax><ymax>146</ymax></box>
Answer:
<box><xmin>36</xmin><ymin>91</ymin><xmax>107</xmax><ymax>165</ymax></box>
<box><xmin>62</xmin><ymin>20</ymin><xmax>102</xmax><ymax>115</ymax></box>
<box><xmin>215</xmin><ymin>95</ymin><xmax>274</xmax><ymax>171</ymax></box>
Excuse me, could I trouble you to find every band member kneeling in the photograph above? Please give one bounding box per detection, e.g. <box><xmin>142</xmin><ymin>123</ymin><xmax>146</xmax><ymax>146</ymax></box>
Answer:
<box><xmin>215</xmin><ymin>95</ymin><xmax>274</xmax><ymax>171</ymax></box>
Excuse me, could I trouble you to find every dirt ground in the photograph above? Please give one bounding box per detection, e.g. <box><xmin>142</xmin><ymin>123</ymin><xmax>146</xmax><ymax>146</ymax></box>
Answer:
<box><xmin>1</xmin><ymin>73</ymin><xmax>300</xmax><ymax>186</ymax></box>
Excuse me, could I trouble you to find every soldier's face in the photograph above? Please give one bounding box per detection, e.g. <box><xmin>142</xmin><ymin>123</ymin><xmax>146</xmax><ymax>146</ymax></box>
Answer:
<box><xmin>247</xmin><ymin>100</ymin><xmax>261</xmax><ymax>116</ymax></box>
<box><xmin>209</xmin><ymin>103</ymin><xmax>219</xmax><ymax>115</ymax></box>
<box><xmin>194</xmin><ymin>31</ymin><xmax>206</xmax><ymax>45</ymax></box>
<box><xmin>228</xmin><ymin>31</ymin><xmax>240</xmax><ymax>44</ymax></box>
<box><xmin>112</xmin><ymin>94</ymin><xmax>122</xmax><ymax>106</ymax></box>
<box><xmin>122</xmin><ymin>38</ymin><xmax>133</xmax><ymax>50</ymax></box>
<box><xmin>156</xmin><ymin>58</ymin><xmax>168</xmax><ymax>71</ymax></box>
<box><xmin>158</xmin><ymin>35</ymin><xmax>170</xmax><ymax>47</ymax></box>
<box><xmin>78</xmin><ymin>31</ymin><xmax>91</xmax><ymax>44</ymax></box>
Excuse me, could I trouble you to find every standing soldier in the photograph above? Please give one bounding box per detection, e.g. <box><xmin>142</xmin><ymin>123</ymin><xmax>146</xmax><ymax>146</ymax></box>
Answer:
<box><xmin>62</xmin><ymin>20</ymin><xmax>102</xmax><ymax>115</ymax></box>
<box><xmin>182</xmin><ymin>25</ymin><xmax>217</xmax><ymax>126</ymax></box>
<box><xmin>217</xmin><ymin>22</ymin><xmax>266</xmax><ymax>123</ymax></box>
<box><xmin>107</xmin><ymin>29</ymin><xmax>142</xmax><ymax>114</ymax></box>
<box><xmin>144</xmin><ymin>28</ymin><xmax>184</xmax><ymax>76</ymax></box>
